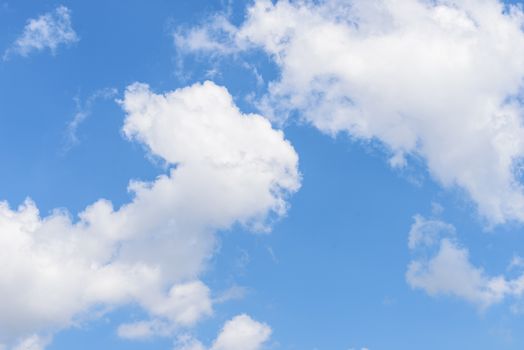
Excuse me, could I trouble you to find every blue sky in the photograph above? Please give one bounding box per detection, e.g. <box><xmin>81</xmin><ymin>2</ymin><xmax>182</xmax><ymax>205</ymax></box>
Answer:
<box><xmin>2</xmin><ymin>1</ymin><xmax>524</xmax><ymax>349</ymax></box>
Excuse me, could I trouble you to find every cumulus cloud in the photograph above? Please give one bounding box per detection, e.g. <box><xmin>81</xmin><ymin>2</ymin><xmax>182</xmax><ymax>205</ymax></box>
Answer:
<box><xmin>176</xmin><ymin>0</ymin><xmax>524</xmax><ymax>225</ymax></box>
<box><xmin>4</xmin><ymin>5</ymin><xmax>78</xmax><ymax>59</ymax></box>
<box><xmin>0</xmin><ymin>81</ymin><xmax>300</xmax><ymax>349</ymax></box>
<box><xmin>174</xmin><ymin>314</ymin><xmax>271</xmax><ymax>350</ymax></box>
<box><xmin>210</xmin><ymin>314</ymin><xmax>271</xmax><ymax>350</ymax></box>
<box><xmin>406</xmin><ymin>215</ymin><xmax>524</xmax><ymax>309</ymax></box>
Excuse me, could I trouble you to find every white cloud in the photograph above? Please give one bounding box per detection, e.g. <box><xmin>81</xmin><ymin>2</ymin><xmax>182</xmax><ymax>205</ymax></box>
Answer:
<box><xmin>406</xmin><ymin>215</ymin><xmax>524</xmax><ymax>309</ymax></box>
<box><xmin>177</xmin><ymin>0</ymin><xmax>524</xmax><ymax>225</ymax></box>
<box><xmin>175</xmin><ymin>335</ymin><xmax>207</xmax><ymax>350</ymax></box>
<box><xmin>175</xmin><ymin>16</ymin><xmax>239</xmax><ymax>56</ymax></box>
<box><xmin>115</xmin><ymin>280</ymin><xmax>214</xmax><ymax>340</ymax></box>
<box><xmin>408</xmin><ymin>214</ymin><xmax>456</xmax><ymax>250</ymax></box>
<box><xmin>4</xmin><ymin>6</ymin><xmax>78</xmax><ymax>59</ymax></box>
<box><xmin>117</xmin><ymin>319</ymin><xmax>172</xmax><ymax>339</ymax></box>
<box><xmin>175</xmin><ymin>314</ymin><xmax>271</xmax><ymax>350</ymax></box>
<box><xmin>509</xmin><ymin>255</ymin><xmax>524</xmax><ymax>270</ymax></box>
<box><xmin>210</xmin><ymin>314</ymin><xmax>271</xmax><ymax>350</ymax></box>
<box><xmin>0</xmin><ymin>81</ymin><xmax>300</xmax><ymax>349</ymax></box>
<box><xmin>213</xmin><ymin>285</ymin><xmax>248</xmax><ymax>304</ymax></box>
<box><xmin>11</xmin><ymin>336</ymin><xmax>49</xmax><ymax>350</ymax></box>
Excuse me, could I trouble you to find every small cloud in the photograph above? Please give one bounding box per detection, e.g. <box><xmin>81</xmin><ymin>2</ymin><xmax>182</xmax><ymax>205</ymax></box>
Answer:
<box><xmin>407</xmin><ymin>214</ymin><xmax>455</xmax><ymax>250</ymax></box>
<box><xmin>235</xmin><ymin>249</ymin><xmax>250</xmax><ymax>274</ymax></box>
<box><xmin>4</xmin><ymin>5</ymin><xmax>78</xmax><ymax>59</ymax></box>
<box><xmin>174</xmin><ymin>335</ymin><xmax>206</xmax><ymax>350</ymax></box>
<box><xmin>213</xmin><ymin>285</ymin><xmax>248</xmax><ymax>304</ymax></box>
<box><xmin>63</xmin><ymin>87</ymin><xmax>118</xmax><ymax>152</ymax></box>
<box><xmin>174</xmin><ymin>315</ymin><xmax>271</xmax><ymax>350</ymax></box>
<box><xmin>117</xmin><ymin>320</ymin><xmax>171</xmax><ymax>340</ymax></box>
<box><xmin>508</xmin><ymin>255</ymin><xmax>524</xmax><ymax>271</ymax></box>
<box><xmin>389</xmin><ymin>151</ymin><xmax>407</xmax><ymax>168</ymax></box>
<box><xmin>266</xmin><ymin>246</ymin><xmax>278</xmax><ymax>264</ymax></box>
<box><xmin>241</xmin><ymin>62</ymin><xmax>264</xmax><ymax>87</ymax></box>
<box><xmin>406</xmin><ymin>215</ymin><xmax>524</xmax><ymax>309</ymax></box>
<box><xmin>210</xmin><ymin>314</ymin><xmax>271</xmax><ymax>350</ymax></box>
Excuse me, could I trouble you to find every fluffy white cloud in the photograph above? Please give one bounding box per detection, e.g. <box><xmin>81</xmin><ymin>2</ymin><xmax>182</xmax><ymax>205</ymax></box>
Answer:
<box><xmin>121</xmin><ymin>81</ymin><xmax>300</xmax><ymax>230</ymax></box>
<box><xmin>406</xmin><ymin>215</ymin><xmax>524</xmax><ymax>308</ymax></box>
<box><xmin>175</xmin><ymin>314</ymin><xmax>271</xmax><ymax>350</ymax></box>
<box><xmin>4</xmin><ymin>6</ymin><xmax>78</xmax><ymax>59</ymax></box>
<box><xmin>210</xmin><ymin>314</ymin><xmax>271</xmax><ymax>350</ymax></box>
<box><xmin>0</xmin><ymin>81</ymin><xmax>299</xmax><ymax>349</ymax></box>
<box><xmin>177</xmin><ymin>0</ymin><xmax>524</xmax><ymax>225</ymax></box>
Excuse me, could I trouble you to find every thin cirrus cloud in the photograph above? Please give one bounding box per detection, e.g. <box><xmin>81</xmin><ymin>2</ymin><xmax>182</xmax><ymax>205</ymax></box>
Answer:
<box><xmin>175</xmin><ymin>0</ymin><xmax>524</xmax><ymax>226</ymax></box>
<box><xmin>406</xmin><ymin>215</ymin><xmax>524</xmax><ymax>309</ymax></box>
<box><xmin>64</xmin><ymin>87</ymin><xmax>119</xmax><ymax>152</ymax></box>
<box><xmin>0</xmin><ymin>81</ymin><xmax>300</xmax><ymax>349</ymax></box>
<box><xmin>4</xmin><ymin>5</ymin><xmax>78</xmax><ymax>59</ymax></box>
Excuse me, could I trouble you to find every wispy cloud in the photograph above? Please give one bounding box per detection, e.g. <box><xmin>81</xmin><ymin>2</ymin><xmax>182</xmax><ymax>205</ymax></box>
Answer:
<box><xmin>4</xmin><ymin>5</ymin><xmax>78</xmax><ymax>59</ymax></box>
<box><xmin>213</xmin><ymin>285</ymin><xmax>248</xmax><ymax>304</ymax></box>
<box><xmin>63</xmin><ymin>87</ymin><xmax>118</xmax><ymax>152</ymax></box>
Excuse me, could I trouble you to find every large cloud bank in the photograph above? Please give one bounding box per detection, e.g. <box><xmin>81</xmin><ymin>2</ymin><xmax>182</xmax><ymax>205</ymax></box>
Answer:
<box><xmin>0</xmin><ymin>81</ymin><xmax>299</xmax><ymax>349</ymax></box>
<box><xmin>177</xmin><ymin>0</ymin><xmax>524</xmax><ymax>224</ymax></box>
